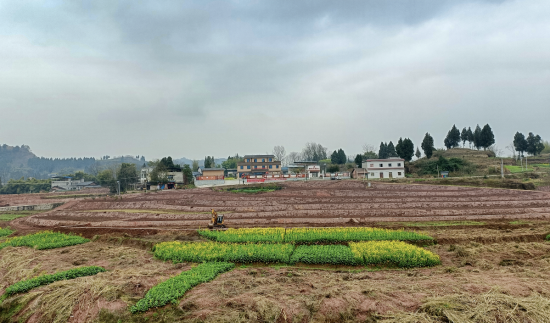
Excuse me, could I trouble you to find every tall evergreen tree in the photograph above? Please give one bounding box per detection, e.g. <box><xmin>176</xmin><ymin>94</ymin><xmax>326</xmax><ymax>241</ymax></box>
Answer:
<box><xmin>400</xmin><ymin>138</ymin><xmax>415</xmax><ymax>162</ymax></box>
<box><xmin>395</xmin><ymin>138</ymin><xmax>404</xmax><ymax>158</ymax></box>
<box><xmin>421</xmin><ymin>133</ymin><xmax>435</xmax><ymax>159</ymax></box>
<box><xmin>415</xmin><ymin>147</ymin><xmax>421</xmax><ymax>159</ymax></box>
<box><xmin>444</xmin><ymin>125</ymin><xmax>461</xmax><ymax>149</ymax></box>
<box><xmin>337</xmin><ymin>149</ymin><xmax>347</xmax><ymax>164</ymax></box>
<box><xmin>461</xmin><ymin>127</ymin><xmax>468</xmax><ymax>147</ymax></box>
<box><xmin>513</xmin><ymin>132</ymin><xmax>528</xmax><ymax>157</ymax></box>
<box><xmin>378</xmin><ymin>142</ymin><xmax>388</xmax><ymax>159</ymax></box>
<box><xmin>330</xmin><ymin>150</ymin><xmax>339</xmax><ymax>164</ymax></box>
<box><xmin>473</xmin><ymin>125</ymin><xmax>482</xmax><ymax>150</ymax></box>
<box><xmin>354</xmin><ymin>154</ymin><xmax>363</xmax><ymax>168</ymax></box>
<box><xmin>387</xmin><ymin>141</ymin><xmax>397</xmax><ymax>157</ymax></box>
<box><xmin>467</xmin><ymin>127</ymin><xmax>474</xmax><ymax>148</ymax></box>
<box><xmin>526</xmin><ymin>133</ymin><xmax>545</xmax><ymax>156</ymax></box>
<box><xmin>480</xmin><ymin>124</ymin><xmax>495</xmax><ymax>150</ymax></box>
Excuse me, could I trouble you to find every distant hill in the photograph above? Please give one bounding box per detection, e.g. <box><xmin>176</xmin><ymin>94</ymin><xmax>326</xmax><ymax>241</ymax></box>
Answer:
<box><xmin>0</xmin><ymin>143</ymin><xmax>148</xmax><ymax>182</ymax></box>
<box><xmin>174</xmin><ymin>157</ymin><xmax>227</xmax><ymax>167</ymax></box>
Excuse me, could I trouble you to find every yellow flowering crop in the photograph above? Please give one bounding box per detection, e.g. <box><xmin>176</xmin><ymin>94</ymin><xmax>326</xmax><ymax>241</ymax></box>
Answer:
<box><xmin>199</xmin><ymin>227</ymin><xmax>433</xmax><ymax>244</ymax></box>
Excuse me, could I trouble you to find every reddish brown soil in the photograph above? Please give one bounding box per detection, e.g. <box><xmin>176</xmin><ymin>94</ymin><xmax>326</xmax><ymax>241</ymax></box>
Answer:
<box><xmin>12</xmin><ymin>181</ymin><xmax>550</xmax><ymax>234</ymax></box>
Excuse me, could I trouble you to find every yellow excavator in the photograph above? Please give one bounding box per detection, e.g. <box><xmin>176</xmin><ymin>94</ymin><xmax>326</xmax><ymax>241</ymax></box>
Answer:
<box><xmin>208</xmin><ymin>209</ymin><xmax>226</xmax><ymax>229</ymax></box>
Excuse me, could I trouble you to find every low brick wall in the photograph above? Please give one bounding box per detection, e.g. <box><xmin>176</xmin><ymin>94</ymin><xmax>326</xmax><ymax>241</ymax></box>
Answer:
<box><xmin>194</xmin><ymin>179</ymin><xmax>226</xmax><ymax>187</ymax></box>
<box><xmin>0</xmin><ymin>202</ymin><xmax>64</xmax><ymax>212</ymax></box>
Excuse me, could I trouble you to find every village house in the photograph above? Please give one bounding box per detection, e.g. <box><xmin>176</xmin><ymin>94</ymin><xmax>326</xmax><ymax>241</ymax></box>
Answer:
<box><xmin>362</xmin><ymin>157</ymin><xmax>405</xmax><ymax>179</ymax></box>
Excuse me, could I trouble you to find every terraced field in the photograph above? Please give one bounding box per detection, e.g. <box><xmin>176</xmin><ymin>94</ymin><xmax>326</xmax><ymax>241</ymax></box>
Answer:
<box><xmin>15</xmin><ymin>180</ymin><xmax>550</xmax><ymax>230</ymax></box>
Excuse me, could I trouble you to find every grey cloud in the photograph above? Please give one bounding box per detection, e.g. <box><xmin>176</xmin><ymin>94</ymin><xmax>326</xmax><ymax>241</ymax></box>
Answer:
<box><xmin>0</xmin><ymin>0</ymin><xmax>548</xmax><ymax>159</ymax></box>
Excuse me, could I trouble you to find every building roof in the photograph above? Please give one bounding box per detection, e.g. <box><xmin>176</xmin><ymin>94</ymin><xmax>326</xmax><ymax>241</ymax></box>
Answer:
<box><xmin>365</xmin><ymin>158</ymin><xmax>404</xmax><ymax>162</ymax></box>
<box><xmin>201</xmin><ymin>168</ymin><xmax>224</xmax><ymax>171</ymax></box>
<box><xmin>243</xmin><ymin>155</ymin><xmax>275</xmax><ymax>158</ymax></box>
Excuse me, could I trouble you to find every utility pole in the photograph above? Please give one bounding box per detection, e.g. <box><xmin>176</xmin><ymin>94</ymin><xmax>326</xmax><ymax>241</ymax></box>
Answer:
<box><xmin>117</xmin><ymin>181</ymin><xmax>120</xmax><ymax>196</ymax></box>
<box><xmin>501</xmin><ymin>158</ymin><xmax>504</xmax><ymax>179</ymax></box>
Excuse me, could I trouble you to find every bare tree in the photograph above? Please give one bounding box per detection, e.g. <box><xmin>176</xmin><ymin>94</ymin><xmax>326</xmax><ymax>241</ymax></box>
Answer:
<box><xmin>487</xmin><ymin>145</ymin><xmax>503</xmax><ymax>158</ymax></box>
<box><xmin>362</xmin><ymin>144</ymin><xmax>376</xmax><ymax>154</ymax></box>
<box><xmin>272</xmin><ymin>146</ymin><xmax>286</xmax><ymax>162</ymax></box>
<box><xmin>286</xmin><ymin>152</ymin><xmax>301</xmax><ymax>165</ymax></box>
<box><xmin>301</xmin><ymin>142</ymin><xmax>328</xmax><ymax>162</ymax></box>
<box><xmin>505</xmin><ymin>143</ymin><xmax>517</xmax><ymax>159</ymax></box>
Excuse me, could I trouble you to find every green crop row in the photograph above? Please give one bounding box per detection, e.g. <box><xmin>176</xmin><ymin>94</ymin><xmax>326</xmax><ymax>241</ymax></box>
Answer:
<box><xmin>3</xmin><ymin>266</ymin><xmax>106</xmax><ymax>297</ymax></box>
<box><xmin>130</xmin><ymin>262</ymin><xmax>235</xmax><ymax>313</ymax></box>
<box><xmin>198</xmin><ymin>227</ymin><xmax>434</xmax><ymax>244</ymax></box>
<box><xmin>0</xmin><ymin>227</ymin><xmax>14</xmax><ymax>238</ymax></box>
<box><xmin>154</xmin><ymin>241</ymin><xmax>294</xmax><ymax>264</ymax></box>
<box><xmin>0</xmin><ymin>231</ymin><xmax>90</xmax><ymax>250</ymax></box>
<box><xmin>154</xmin><ymin>241</ymin><xmax>440</xmax><ymax>268</ymax></box>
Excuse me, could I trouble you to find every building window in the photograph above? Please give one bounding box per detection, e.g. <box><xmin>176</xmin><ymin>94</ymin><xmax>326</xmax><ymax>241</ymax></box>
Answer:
<box><xmin>397</xmin><ymin>163</ymin><xmax>401</xmax><ymax>166</ymax></box>
<box><xmin>269</xmin><ymin>165</ymin><xmax>272</xmax><ymax>169</ymax></box>
<box><xmin>269</xmin><ymin>158</ymin><xmax>272</xmax><ymax>162</ymax></box>
<box><xmin>254</xmin><ymin>159</ymin><xmax>257</xmax><ymax>162</ymax></box>
<box><xmin>247</xmin><ymin>159</ymin><xmax>250</xmax><ymax>162</ymax></box>
<box><xmin>388</xmin><ymin>163</ymin><xmax>392</xmax><ymax>167</ymax></box>
<box><xmin>276</xmin><ymin>165</ymin><xmax>279</xmax><ymax>168</ymax></box>
<box><xmin>247</xmin><ymin>166</ymin><xmax>250</xmax><ymax>169</ymax></box>
<box><xmin>398</xmin><ymin>172</ymin><xmax>402</xmax><ymax>176</ymax></box>
<box><xmin>371</xmin><ymin>173</ymin><xmax>374</xmax><ymax>176</ymax></box>
<box><xmin>379</xmin><ymin>164</ymin><xmax>383</xmax><ymax>167</ymax></box>
<box><xmin>262</xmin><ymin>158</ymin><xmax>265</xmax><ymax>162</ymax></box>
<box><xmin>240</xmin><ymin>166</ymin><xmax>243</xmax><ymax>169</ymax></box>
<box><xmin>370</xmin><ymin>164</ymin><xmax>374</xmax><ymax>167</ymax></box>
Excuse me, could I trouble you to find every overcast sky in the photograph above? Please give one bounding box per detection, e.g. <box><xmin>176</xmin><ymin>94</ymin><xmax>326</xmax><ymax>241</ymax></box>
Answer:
<box><xmin>1</xmin><ymin>0</ymin><xmax>549</xmax><ymax>160</ymax></box>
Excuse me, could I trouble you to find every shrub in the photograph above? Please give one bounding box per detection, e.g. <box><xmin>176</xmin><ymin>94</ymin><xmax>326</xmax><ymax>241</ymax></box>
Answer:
<box><xmin>546</xmin><ymin>234</ymin><xmax>550</xmax><ymax>241</ymax></box>
<box><xmin>154</xmin><ymin>241</ymin><xmax>294</xmax><ymax>264</ymax></box>
<box><xmin>199</xmin><ymin>227</ymin><xmax>434</xmax><ymax>244</ymax></box>
<box><xmin>289</xmin><ymin>245</ymin><xmax>358</xmax><ymax>265</ymax></box>
<box><xmin>3</xmin><ymin>266</ymin><xmax>105</xmax><ymax>296</ymax></box>
<box><xmin>0</xmin><ymin>227</ymin><xmax>14</xmax><ymax>238</ymax></box>
<box><xmin>349</xmin><ymin>241</ymin><xmax>440</xmax><ymax>268</ymax></box>
<box><xmin>0</xmin><ymin>231</ymin><xmax>90</xmax><ymax>250</ymax></box>
<box><xmin>130</xmin><ymin>262</ymin><xmax>234</xmax><ymax>313</ymax></box>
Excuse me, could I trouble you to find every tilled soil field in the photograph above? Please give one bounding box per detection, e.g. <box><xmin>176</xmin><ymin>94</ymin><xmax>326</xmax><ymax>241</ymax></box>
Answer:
<box><xmin>14</xmin><ymin>180</ymin><xmax>550</xmax><ymax>231</ymax></box>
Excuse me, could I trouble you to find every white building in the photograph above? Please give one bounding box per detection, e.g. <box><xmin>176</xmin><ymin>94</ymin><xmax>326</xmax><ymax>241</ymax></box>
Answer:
<box><xmin>362</xmin><ymin>157</ymin><xmax>405</xmax><ymax>179</ymax></box>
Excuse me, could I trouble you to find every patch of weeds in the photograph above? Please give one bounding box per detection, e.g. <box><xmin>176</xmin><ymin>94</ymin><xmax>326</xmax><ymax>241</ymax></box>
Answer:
<box><xmin>499</xmin><ymin>259</ymin><xmax>524</xmax><ymax>266</ymax></box>
<box><xmin>444</xmin><ymin>266</ymin><xmax>458</xmax><ymax>273</ymax></box>
<box><xmin>449</xmin><ymin>245</ymin><xmax>470</xmax><ymax>257</ymax></box>
<box><xmin>510</xmin><ymin>221</ymin><xmax>531</xmax><ymax>225</ymax></box>
<box><xmin>95</xmin><ymin>307</ymin><xmax>186</xmax><ymax>323</ymax></box>
<box><xmin>546</xmin><ymin>234</ymin><xmax>550</xmax><ymax>241</ymax></box>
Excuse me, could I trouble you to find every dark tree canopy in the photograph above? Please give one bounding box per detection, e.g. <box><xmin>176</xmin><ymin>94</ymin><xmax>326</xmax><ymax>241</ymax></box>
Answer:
<box><xmin>386</xmin><ymin>141</ymin><xmax>397</xmax><ymax>158</ymax></box>
<box><xmin>461</xmin><ymin>127</ymin><xmax>468</xmax><ymax>147</ymax></box>
<box><xmin>396</xmin><ymin>138</ymin><xmax>415</xmax><ymax>162</ymax></box>
<box><xmin>204</xmin><ymin>156</ymin><xmax>215</xmax><ymax>168</ymax></box>
<box><xmin>473</xmin><ymin>125</ymin><xmax>482</xmax><ymax>150</ymax></box>
<box><xmin>415</xmin><ymin>147</ymin><xmax>422</xmax><ymax>159</ymax></box>
<box><xmin>467</xmin><ymin>127</ymin><xmax>474</xmax><ymax>148</ymax></box>
<box><xmin>480</xmin><ymin>124</ymin><xmax>495</xmax><ymax>150</ymax></box>
<box><xmin>330</xmin><ymin>149</ymin><xmax>347</xmax><ymax>164</ymax></box>
<box><xmin>378</xmin><ymin>142</ymin><xmax>388</xmax><ymax>159</ymax></box>
<box><xmin>354</xmin><ymin>154</ymin><xmax>363</xmax><ymax>168</ymax></box>
<box><xmin>421</xmin><ymin>133</ymin><xmax>435</xmax><ymax>159</ymax></box>
<box><xmin>526</xmin><ymin>132</ymin><xmax>545</xmax><ymax>156</ymax></box>
<box><xmin>444</xmin><ymin>125</ymin><xmax>461</xmax><ymax>149</ymax></box>
<box><xmin>513</xmin><ymin>132</ymin><xmax>528</xmax><ymax>157</ymax></box>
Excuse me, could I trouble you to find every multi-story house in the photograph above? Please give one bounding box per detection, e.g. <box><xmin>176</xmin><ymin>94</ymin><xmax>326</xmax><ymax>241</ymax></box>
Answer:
<box><xmin>362</xmin><ymin>157</ymin><xmax>405</xmax><ymax>179</ymax></box>
<box><xmin>237</xmin><ymin>154</ymin><xmax>282</xmax><ymax>177</ymax></box>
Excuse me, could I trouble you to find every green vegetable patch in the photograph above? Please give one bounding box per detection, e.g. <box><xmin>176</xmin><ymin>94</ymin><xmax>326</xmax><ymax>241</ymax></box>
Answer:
<box><xmin>2</xmin><ymin>266</ymin><xmax>106</xmax><ymax>298</ymax></box>
<box><xmin>0</xmin><ymin>231</ymin><xmax>90</xmax><ymax>250</ymax></box>
<box><xmin>0</xmin><ymin>227</ymin><xmax>14</xmax><ymax>238</ymax></box>
<box><xmin>130</xmin><ymin>262</ymin><xmax>234</xmax><ymax>313</ymax></box>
